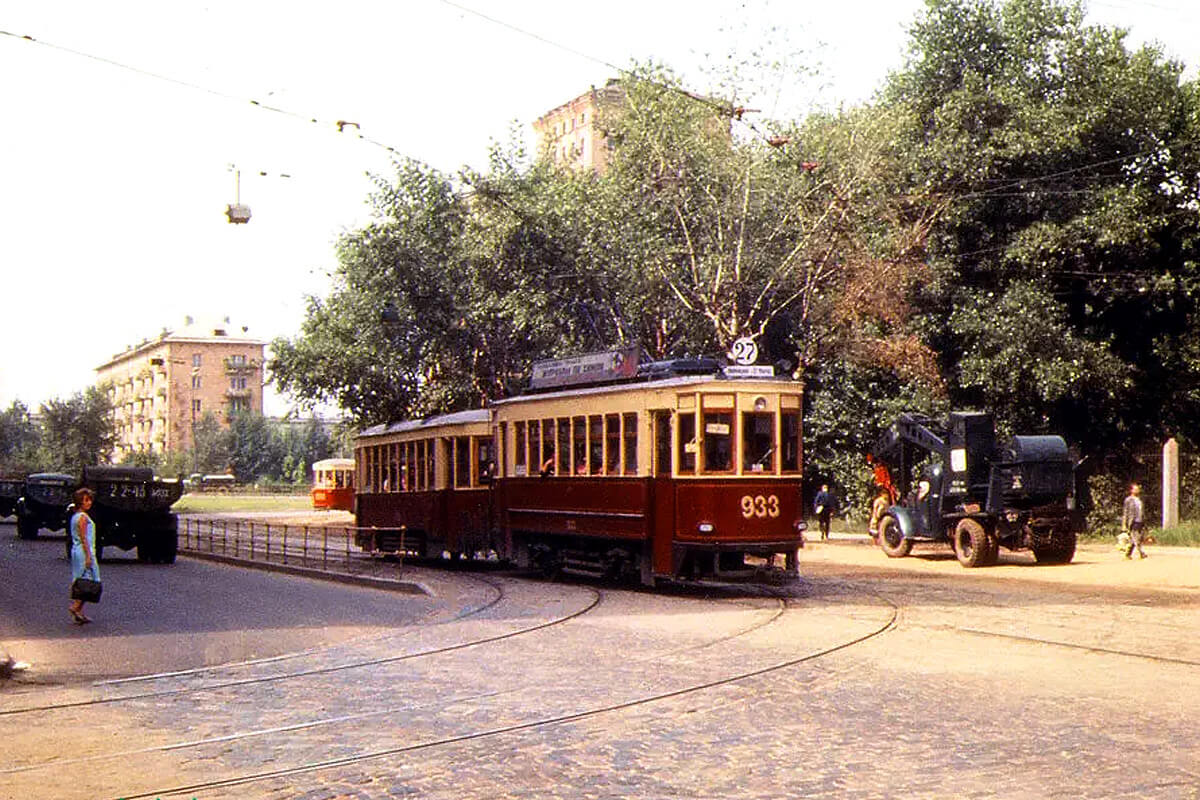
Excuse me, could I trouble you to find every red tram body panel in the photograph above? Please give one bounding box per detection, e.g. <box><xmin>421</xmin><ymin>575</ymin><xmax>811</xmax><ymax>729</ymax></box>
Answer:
<box><xmin>354</xmin><ymin>352</ymin><xmax>807</xmax><ymax>585</ymax></box>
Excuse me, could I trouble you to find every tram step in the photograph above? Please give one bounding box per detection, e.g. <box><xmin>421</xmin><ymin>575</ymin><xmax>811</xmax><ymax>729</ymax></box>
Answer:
<box><xmin>562</xmin><ymin>555</ymin><xmax>606</xmax><ymax>577</ymax></box>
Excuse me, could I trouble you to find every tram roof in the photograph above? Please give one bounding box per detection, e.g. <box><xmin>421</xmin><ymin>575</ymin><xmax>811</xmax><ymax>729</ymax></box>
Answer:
<box><xmin>358</xmin><ymin>408</ymin><xmax>490</xmax><ymax>439</ymax></box>
<box><xmin>490</xmin><ymin>371</ymin><xmax>800</xmax><ymax>407</ymax></box>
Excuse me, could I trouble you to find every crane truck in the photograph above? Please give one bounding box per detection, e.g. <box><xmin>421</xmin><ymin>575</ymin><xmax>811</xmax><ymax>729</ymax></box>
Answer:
<box><xmin>870</xmin><ymin>411</ymin><xmax>1079</xmax><ymax>567</ymax></box>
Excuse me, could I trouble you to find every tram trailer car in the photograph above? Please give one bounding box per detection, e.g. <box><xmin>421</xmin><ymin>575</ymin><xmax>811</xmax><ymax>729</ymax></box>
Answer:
<box><xmin>355</xmin><ymin>409</ymin><xmax>496</xmax><ymax>561</ymax></box>
<box><xmin>354</xmin><ymin>353</ymin><xmax>807</xmax><ymax>586</ymax></box>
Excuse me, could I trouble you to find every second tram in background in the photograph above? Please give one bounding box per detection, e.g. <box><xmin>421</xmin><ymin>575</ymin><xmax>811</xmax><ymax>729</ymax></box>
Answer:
<box><xmin>311</xmin><ymin>458</ymin><xmax>355</xmax><ymax>511</ymax></box>
<box><xmin>354</xmin><ymin>347</ymin><xmax>807</xmax><ymax>585</ymax></box>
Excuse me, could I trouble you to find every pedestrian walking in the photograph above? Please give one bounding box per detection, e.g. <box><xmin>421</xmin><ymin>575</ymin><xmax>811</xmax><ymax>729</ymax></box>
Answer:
<box><xmin>1121</xmin><ymin>482</ymin><xmax>1148</xmax><ymax>559</ymax></box>
<box><xmin>813</xmin><ymin>484</ymin><xmax>838</xmax><ymax>541</ymax></box>
<box><xmin>68</xmin><ymin>487</ymin><xmax>100</xmax><ymax>624</ymax></box>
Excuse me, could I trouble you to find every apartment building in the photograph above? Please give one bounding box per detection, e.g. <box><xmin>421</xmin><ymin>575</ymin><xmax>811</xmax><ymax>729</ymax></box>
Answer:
<box><xmin>532</xmin><ymin>79</ymin><xmax>625</xmax><ymax>173</ymax></box>
<box><xmin>96</xmin><ymin>316</ymin><xmax>265</xmax><ymax>460</ymax></box>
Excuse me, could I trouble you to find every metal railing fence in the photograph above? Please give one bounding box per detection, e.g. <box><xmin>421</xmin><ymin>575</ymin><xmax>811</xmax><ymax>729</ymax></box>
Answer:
<box><xmin>179</xmin><ymin>517</ymin><xmax>407</xmax><ymax>580</ymax></box>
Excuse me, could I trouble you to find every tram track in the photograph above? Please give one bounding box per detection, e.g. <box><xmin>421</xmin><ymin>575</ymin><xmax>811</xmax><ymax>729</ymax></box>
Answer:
<box><xmin>947</xmin><ymin>625</ymin><xmax>1200</xmax><ymax>668</ymax></box>
<box><xmin>105</xmin><ymin>583</ymin><xmax>901</xmax><ymax>800</ymax></box>
<box><xmin>837</xmin><ymin>575</ymin><xmax>1200</xmax><ymax>669</ymax></box>
<box><xmin>0</xmin><ymin>575</ymin><xmax>595</xmax><ymax>718</ymax></box>
<box><xmin>91</xmin><ymin>571</ymin><xmax>506</xmax><ymax>688</ymax></box>
<box><xmin>2</xmin><ymin>581</ymin><xmax>800</xmax><ymax>781</ymax></box>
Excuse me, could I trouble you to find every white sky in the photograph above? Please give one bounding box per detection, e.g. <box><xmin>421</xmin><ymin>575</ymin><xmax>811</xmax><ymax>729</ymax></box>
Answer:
<box><xmin>1</xmin><ymin>0</ymin><xmax>1196</xmax><ymax>416</ymax></box>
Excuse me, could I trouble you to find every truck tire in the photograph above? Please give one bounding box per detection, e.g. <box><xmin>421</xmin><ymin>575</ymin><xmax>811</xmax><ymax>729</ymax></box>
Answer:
<box><xmin>954</xmin><ymin>519</ymin><xmax>991</xmax><ymax>567</ymax></box>
<box><xmin>1032</xmin><ymin>528</ymin><xmax>1076</xmax><ymax>565</ymax></box>
<box><xmin>878</xmin><ymin>515</ymin><xmax>913</xmax><ymax>558</ymax></box>
<box><xmin>159</xmin><ymin>530</ymin><xmax>178</xmax><ymax>564</ymax></box>
<box><xmin>136</xmin><ymin>537</ymin><xmax>155</xmax><ymax>563</ymax></box>
<box><xmin>16</xmin><ymin>516</ymin><xmax>39</xmax><ymax>540</ymax></box>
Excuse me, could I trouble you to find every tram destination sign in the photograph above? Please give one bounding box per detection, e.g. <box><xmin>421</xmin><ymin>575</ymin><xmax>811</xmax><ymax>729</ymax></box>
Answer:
<box><xmin>530</xmin><ymin>346</ymin><xmax>640</xmax><ymax>390</ymax></box>
<box><xmin>724</xmin><ymin>365</ymin><xmax>775</xmax><ymax>378</ymax></box>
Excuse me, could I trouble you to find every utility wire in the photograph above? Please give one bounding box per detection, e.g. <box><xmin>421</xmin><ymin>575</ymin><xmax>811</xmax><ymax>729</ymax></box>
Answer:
<box><xmin>0</xmin><ymin>28</ymin><xmax>417</xmax><ymax>163</ymax></box>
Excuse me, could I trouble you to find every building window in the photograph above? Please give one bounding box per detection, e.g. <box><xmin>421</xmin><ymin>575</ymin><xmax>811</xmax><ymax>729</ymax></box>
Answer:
<box><xmin>192</xmin><ymin>375</ymin><xmax>202</xmax><ymax>389</ymax></box>
<box><xmin>229</xmin><ymin>397</ymin><xmax>250</xmax><ymax>413</ymax></box>
<box><xmin>230</xmin><ymin>376</ymin><xmax>247</xmax><ymax>390</ymax></box>
<box><xmin>229</xmin><ymin>354</ymin><xmax>247</xmax><ymax>366</ymax></box>
<box><xmin>193</xmin><ymin>399</ymin><xmax>202</xmax><ymax>415</ymax></box>
<box><xmin>192</xmin><ymin>354</ymin><xmax>202</xmax><ymax>367</ymax></box>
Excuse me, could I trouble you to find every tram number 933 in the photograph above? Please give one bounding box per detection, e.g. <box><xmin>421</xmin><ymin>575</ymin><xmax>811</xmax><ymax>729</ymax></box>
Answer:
<box><xmin>740</xmin><ymin>494</ymin><xmax>780</xmax><ymax>519</ymax></box>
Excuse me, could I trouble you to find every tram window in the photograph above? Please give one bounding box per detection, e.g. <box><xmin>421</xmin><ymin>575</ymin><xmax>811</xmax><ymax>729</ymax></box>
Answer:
<box><xmin>605</xmin><ymin>415</ymin><xmax>620</xmax><ymax>474</ymax></box>
<box><xmin>400</xmin><ymin>441</ymin><xmax>410</xmax><ymax>491</ymax></box>
<box><xmin>589</xmin><ymin>416</ymin><xmax>603</xmax><ymax>475</ymax></box>
<box><xmin>572</xmin><ymin>417</ymin><xmax>587</xmax><ymax>475</ymax></box>
<box><xmin>542</xmin><ymin>418</ymin><xmax>556</xmax><ymax>474</ymax></box>
<box><xmin>678</xmin><ymin>412</ymin><xmax>697</xmax><ymax>473</ymax></box>
<box><xmin>557</xmin><ymin>419</ymin><xmax>571</xmax><ymax>475</ymax></box>
<box><xmin>427</xmin><ymin>438</ymin><xmax>436</xmax><ymax>489</ymax></box>
<box><xmin>624</xmin><ymin>412</ymin><xmax>638</xmax><ymax>474</ymax></box>
<box><xmin>418</xmin><ymin>440</ymin><xmax>428</xmax><ymax>491</ymax></box>
<box><xmin>654</xmin><ymin>411</ymin><xmax>671</xmax><ymax>476</ymax></box>
<box><xmin>455</xmin><ymin>436</ymin><xmax>470</xmax><ymax>488</ymax></box>
<box><xmin>703</xmin><ymin>411</ymin><xmax>733</xmax><ymax>473</ymax></box>
<box><xmin>477</xmin><ymin>437</ymin><xmax>494</xmax><ymax>485</ymax></box>
<box><xmin>529</xmin><ymin>422</ymin><xmax>542</xmax><ymax>475</ymax></box>
<box><xmin>782</xmin><ymin>412</ymin><xmax>801</xmax><ymax>472</ymax></box>
<box><xmin>743</xmin><ymin>412</ymin><xmax>774</xmax><ymax>473</ymax></box>
<box><xmin>515</xmin><ymin>421</ymin><xmax>527</xmax><ymax>474</ymax></box>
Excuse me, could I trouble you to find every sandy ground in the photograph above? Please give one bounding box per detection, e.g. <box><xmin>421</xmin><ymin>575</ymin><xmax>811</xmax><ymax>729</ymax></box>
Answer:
<box><xmin>803</xmin><ymin>532</ymin><xmax>1200</xmax><ymax>592</ymax></box>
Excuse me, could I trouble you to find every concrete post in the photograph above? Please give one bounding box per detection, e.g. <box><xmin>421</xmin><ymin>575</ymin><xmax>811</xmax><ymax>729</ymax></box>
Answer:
<box><xmin>1163</xmin><ymin>437</ymin><xmax>1179</xmax><ymax>529</ymax></box>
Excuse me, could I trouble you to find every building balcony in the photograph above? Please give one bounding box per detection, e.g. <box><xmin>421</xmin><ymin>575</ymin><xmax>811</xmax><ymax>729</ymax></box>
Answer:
<box><xmin>223</xmin><ymin>357</ymin><xmax>259</xmax><ymax>373</ymax></box>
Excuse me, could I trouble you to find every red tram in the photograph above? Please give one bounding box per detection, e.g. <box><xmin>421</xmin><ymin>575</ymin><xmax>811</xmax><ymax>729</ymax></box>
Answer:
<box><xmin>311</xmin><ymin>458</ymin><xmax>355</xmax><ymax>511</ymax></box>
<box><xmin>354</xmin><ymin>351</ymin><xmax>806</xmax><ymax>584</ymax></box>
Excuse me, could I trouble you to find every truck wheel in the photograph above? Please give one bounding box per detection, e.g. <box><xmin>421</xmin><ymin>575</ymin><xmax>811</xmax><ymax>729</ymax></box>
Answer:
<box><xmin>954</xmin><ymin>519</ymin><xmax>991</xmax><ymax>567</ymax></box>
<box><xmin>16</xmin><ymin>516</ymin><xmax>39</xmax><ymax>540</ymax></box>
<box><xmin>1032</xmin><ymin>528</ymin><xmax>1076</xmax><ymax>565</ymax></box>
<box><xmin>878</xmin><ymin>515</ymin><xmax>912</xmax><ymax>558</ymax></box>
<box><xmin>159</xmin><ymin>532</ymin><xmax>178</xmax><ymax>564</ymax></box>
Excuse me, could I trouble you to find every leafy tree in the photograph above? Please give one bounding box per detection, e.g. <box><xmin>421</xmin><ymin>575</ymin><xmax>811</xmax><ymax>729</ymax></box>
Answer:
<box><xmin>38</xmin><ymin>386</ymin><xmax>115</xmax><ymax>472</ymax></box>
<box><xmin>882</xmin><ymin>0</ymin><xmax>1200</xmax><ymax>454</ymax></box>
<box><xmin>191</xmin><ymin>411</ymin><xmax>230</xmax><ymax>475</ymax></box>
<box><xmin>0</xmin><ymin>400</ymin><xmax>41</xmax><ymax>474</ymax></box>
<box><xmin>271</xmin><ymin>160</ymin><xmax>474</xmax><ymax>424</ymax></box>
<box><xmin>272</xmin><ymin>65</ymin><xmax>940</xmax><ymax>425</ymax></box>
<box><xmin>225</xmin><ymin>411</ymin><xmax>278</xmax><ymax>483</ymax></box>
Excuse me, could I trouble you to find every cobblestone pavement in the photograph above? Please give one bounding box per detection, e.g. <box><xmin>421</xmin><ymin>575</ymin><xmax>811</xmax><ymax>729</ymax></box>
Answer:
<box><xmin>1</xmin><ymin>544</ymin><xmax>1198</xmax><ymax>800</ymax></box>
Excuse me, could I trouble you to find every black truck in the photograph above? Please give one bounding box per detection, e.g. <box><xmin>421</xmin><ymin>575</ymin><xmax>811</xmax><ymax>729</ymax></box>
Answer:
<box><xmin>870</xmin><ymin>411</ymin><xmax>1079</xmax><ymax>567</ymax></box>
<box><xmin>15</xmin><ymin>472</ymin><xmax>77</xmax><ymax>540</ymax></box>
<box><xmin>0</xmin><ymin>476</ymin><xmax>22</xmax><ymax>519</ymax></box>
<box><xmin>77</xmin><ymin>466</ymin><xmax>183</xmax><ymax>563</ymax></box>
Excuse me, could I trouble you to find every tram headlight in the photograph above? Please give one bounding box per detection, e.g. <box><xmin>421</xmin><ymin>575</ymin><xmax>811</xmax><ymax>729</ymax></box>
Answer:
<box><xmin>794</xmin><ymin>521</ymin><xmax>808</xmax><ymax>532</ymax></box>
<box><xmin>697</xmin><ymin>522</ymin><xmax>715</xmax><ymax>534</ymax></box>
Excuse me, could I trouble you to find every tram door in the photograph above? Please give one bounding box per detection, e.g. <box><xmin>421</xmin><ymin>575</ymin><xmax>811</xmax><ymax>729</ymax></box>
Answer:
<box><xmin>647</xmin><ymin>409</ymin><xmax>677</xmax><ymax>577</ymax></box>
<box><xmin>653</xmin><ymin>411</ymin><xmax>673</xmax><ymax>476</ymax></box>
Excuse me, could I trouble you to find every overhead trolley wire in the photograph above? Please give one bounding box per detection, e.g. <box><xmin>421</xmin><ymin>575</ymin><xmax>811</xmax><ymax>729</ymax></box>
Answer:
<box><xmin>0</xmin><ymin>28</ymin><xmax>418</xmax><ymax>163</ymax></box>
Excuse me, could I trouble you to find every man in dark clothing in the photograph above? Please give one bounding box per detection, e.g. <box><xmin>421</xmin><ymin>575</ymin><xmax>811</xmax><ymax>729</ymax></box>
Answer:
<box><xmin>813</xmin><ymin>484</ymin><xmax>837</xmax><ymax>540</ymax></box>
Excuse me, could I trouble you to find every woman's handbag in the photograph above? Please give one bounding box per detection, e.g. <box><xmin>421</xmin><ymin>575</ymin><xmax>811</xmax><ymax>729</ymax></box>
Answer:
<box><xmin>71</xmin><ymin>575</ymin><xmax>102</xmax><ymax>603</ymax></box>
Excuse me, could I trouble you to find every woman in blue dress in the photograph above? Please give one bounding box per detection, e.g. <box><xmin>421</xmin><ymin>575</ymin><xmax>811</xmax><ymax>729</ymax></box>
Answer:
<box><xmin>68</xmin><ymin>487</ymin><xmax>98</xmax><ymax>624</ymax></box>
